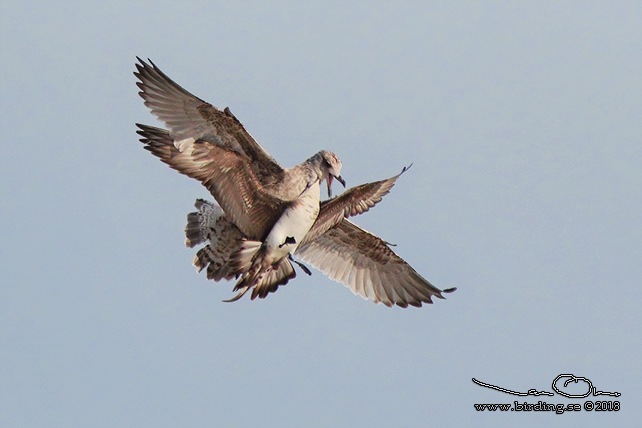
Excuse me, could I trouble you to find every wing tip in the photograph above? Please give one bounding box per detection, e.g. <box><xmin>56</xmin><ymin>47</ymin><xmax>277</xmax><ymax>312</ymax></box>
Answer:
<box><xmin>385</xmin><ymin>286</ymin><xmax>456</xmax><ymax>308</ymax></box>
<box><xmin>400</xmin><ymin>163</ymin><xmax>413</xmax><ymax>175</ymax></box>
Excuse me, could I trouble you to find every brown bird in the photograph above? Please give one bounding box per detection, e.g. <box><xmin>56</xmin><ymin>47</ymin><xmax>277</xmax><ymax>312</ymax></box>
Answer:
<box><xmin>135</xmin><ymin>58</ymin><xmax>455</xmax><ymax>307</ymax></box>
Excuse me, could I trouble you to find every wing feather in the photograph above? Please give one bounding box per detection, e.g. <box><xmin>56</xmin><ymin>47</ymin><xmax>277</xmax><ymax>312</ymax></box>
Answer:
<box><xmin>295</xmin><ymin>219</ymin><xmax>455</xmax><ymax>308</ymax></box>
<box><xmin>301</xmin><ymin>166</ymin><xmax>410</xmax><ymax>246</ymax></box>
<box><xmin>134</xmin><ymin>57</ymin><xmax>284</xmax><ymax>185</ymax></box>
<box><xmin>136</xmin><ymin>124</ymin><xmax>284</xmax><ymax>240</ymax></box>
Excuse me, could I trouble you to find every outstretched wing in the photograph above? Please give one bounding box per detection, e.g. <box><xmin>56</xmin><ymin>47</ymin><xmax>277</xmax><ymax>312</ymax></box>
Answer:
<box><xmin>134</xmin><ymin>57</ymin><xmax>284</xmax><ymax>185</ymax></box>
<box><xmin>295</xmin><ymin>219</ymin><xmax>456</xmax><ymax>308</ymax></box>
<box><xmin>300</xmin><ymin>166</ymin><xmax>410</xmax><ymax>245</ymax></box>
<box><xmin>137</xmin><ymin>124</ymin><xmax>285</xmax><ymax>240</ymax></box>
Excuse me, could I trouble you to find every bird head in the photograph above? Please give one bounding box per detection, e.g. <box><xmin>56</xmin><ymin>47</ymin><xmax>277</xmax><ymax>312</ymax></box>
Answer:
<box><xmin>319</xmin><ymin>150</ymin><xmax>345</xmax><ymax>197</ymax></box>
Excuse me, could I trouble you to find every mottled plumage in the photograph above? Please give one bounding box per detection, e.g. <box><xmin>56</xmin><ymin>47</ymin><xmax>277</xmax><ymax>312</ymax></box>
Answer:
<box><xmin>135</xmin><ymin>58</ymin><xmax>343</xmax><ymax>299</ymax></box>
<box><xmin>135</xmin><ymin>58</ymin><xmax>455</xmax><ymax>307</ymax></box>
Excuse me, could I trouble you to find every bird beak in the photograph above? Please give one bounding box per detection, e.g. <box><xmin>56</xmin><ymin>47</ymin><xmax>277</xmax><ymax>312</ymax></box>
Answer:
<box><xmin>327</xmin><ymin>174</ymin><xmax>346</xmax><ymax>198</ymax></box>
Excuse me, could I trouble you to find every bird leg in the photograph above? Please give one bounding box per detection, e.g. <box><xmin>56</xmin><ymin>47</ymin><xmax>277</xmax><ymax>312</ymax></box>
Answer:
<box><xmin>289</xmin><ymin>254</ymin><xmax>312</xmax><ymax>276</ymax></box>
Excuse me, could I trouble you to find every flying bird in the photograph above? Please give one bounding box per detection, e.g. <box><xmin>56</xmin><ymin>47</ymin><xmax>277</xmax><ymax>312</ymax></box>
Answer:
<box><xmin>135</xmin><ymin>58</ymin><xmax>455</xmax><ymax>307</ymax></box>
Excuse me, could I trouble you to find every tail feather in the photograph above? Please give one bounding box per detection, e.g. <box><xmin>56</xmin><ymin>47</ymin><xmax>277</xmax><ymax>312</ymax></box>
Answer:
<box><xmin>227</xmin><ymin>241</ymin><xmax>297</xmax><ymax>301</ymax></box>
<box><xmin>183</xmin><ymin>198</ymin><xmax>298</xmax><ymax>302</ymax></box>
<box><xmin>185</xmin><ymin>199</ymin><xmax>225</xmax><ymax>248</ymax></box>
<box><xmin>250</xmin><ymin>259</ymin><xmax>296</xmax><ymax>300</ymax></box>
<box><xmin>185</xmin><ymin>198</ymin><xmax>245</xmax><ymax>281</ymax></box>
<box><xmin>229</xmin><ymin>258</ymin><xmax>296</xmax><ymax>301</ymax></box>
<box><xmin>230</xmin><ymin>240</ymin><xmax>263</xmax><ymax>274</ymax></box>
<box><xmin>185</xmin><ymin>211</ymin><xmax>205</xmax><ymax>248</ymax></box>
<box><xmin>193</xmin><ymin>245</ymin><xmax>236</xmax><ymax>281</ymax></box>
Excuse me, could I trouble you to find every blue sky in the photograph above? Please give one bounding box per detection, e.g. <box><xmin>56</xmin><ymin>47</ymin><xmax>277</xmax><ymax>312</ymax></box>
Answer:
<box><xmin>1</xmin><ymin>1</ymin><xmax>640</xmax><ymax>427</ymax></box>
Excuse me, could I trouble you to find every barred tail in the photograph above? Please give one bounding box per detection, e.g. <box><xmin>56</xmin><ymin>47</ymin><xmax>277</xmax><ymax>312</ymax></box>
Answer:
<box><xmin>185</xmin><ymin>198</ymin><xmax>244</xmax><ymax>282</ymax></box>
<box><xmin>193</xmin><ymin>245</ymin><xmax>237</xmax><ymax>282</ymax></box>
<box><xmin>185</xmin><ymin>199</ymin><xmax>224</xmax><ymax>248</ymax></box>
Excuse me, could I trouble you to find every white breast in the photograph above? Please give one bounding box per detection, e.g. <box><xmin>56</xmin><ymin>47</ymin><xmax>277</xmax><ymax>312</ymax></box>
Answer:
<box><xmin>264</xmin><ymin>181</ymin><xmax>320</xmax><ymax>263</ymax></box>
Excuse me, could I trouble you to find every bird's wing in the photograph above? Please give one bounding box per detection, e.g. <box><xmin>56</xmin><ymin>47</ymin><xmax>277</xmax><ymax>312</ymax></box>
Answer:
<box><xmin>300</xmin><ymin>166</ymin><xmax>410</xmax><ymax>246</ymax></box>
<box><xmin>134</xmin><ymin>57</ymin><xmax>284</xmax><ymax>185</ymax></box>
<box><xmin>295</xmin><ymin>219</ymin><xmax>456</xmax><ymax>308</ymax></box>
<box><xmin>137</xmin><ymin>124</ymin><xmax>285</xmax><ymax>240</ymax></box>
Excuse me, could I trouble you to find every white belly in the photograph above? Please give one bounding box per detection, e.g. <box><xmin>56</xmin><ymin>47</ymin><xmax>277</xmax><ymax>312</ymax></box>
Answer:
<box><xmin>264</xmin><ymin>181</ymin><xmax>320</xmax><ymax>263</ymax></box>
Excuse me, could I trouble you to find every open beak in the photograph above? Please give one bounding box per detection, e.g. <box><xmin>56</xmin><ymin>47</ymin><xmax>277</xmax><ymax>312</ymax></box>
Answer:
<box><xmin>327</xmin><ymin>174</ymin><xmax>346</xmax><ymax>198</ymax></box>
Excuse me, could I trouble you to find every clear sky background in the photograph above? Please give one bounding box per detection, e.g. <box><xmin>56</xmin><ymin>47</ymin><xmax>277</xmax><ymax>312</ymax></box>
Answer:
<box><xmin>1</xmin><ymin>1</ymin><xmax>640</xmax><ymax>427</ymax></box>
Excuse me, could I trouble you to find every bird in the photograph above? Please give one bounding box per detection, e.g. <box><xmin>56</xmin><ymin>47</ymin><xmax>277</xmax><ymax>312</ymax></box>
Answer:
<box><xmin>136</xmin><ymin>123</ymin><xmax>406</xmax><ymax>302</ymax></box>
<box><xmin>135</xmin><ymin>57</ymin><xmax>346</xmax><ymax>300</ymax></box>
<box><xmin>135</xmin><ymin>58</ymin><xmax>456</xmax><ymax>307</ymax></box>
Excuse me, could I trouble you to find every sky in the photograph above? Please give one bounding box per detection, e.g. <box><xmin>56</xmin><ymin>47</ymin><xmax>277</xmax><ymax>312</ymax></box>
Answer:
<box><xmin>1</xmin><ymin>1</ymin><xmax>640</xmax><ymax>427</ymax></box>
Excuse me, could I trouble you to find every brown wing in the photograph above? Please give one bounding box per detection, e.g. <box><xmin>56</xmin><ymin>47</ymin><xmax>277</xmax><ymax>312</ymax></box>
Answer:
<box><xmin>134</xmin><ymin>57</ymin><xmax>284</xmax><ymax>185</ymax></box>
<box><xmin>295</xmin><ymin>219</ymin><xmax>456</xmax><ymax>308</ymax></box>
<box><xmin>137</xmin><ymin>124</ymin><xmax>285</xmax><ymax>240</ymax></box>
<box><xmin>300</xmin><ymin>166</ymin><xmax>410</xmax><ymax>246</ymax></box>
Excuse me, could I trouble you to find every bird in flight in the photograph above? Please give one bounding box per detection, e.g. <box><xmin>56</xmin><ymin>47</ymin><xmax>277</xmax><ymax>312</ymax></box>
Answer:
<box><xmin>135</xmin><ymin>58</ymin><xmax>456</xmax><ymax>307</ymax></box>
